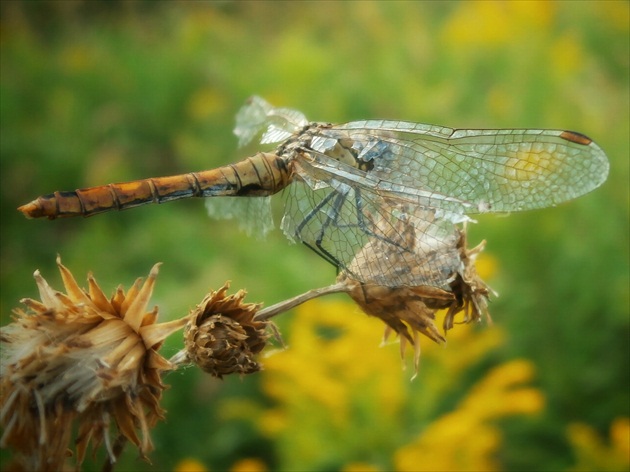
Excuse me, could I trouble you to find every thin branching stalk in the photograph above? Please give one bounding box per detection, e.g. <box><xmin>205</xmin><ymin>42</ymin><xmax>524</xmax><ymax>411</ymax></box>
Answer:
<box><xmin>255</xmin><ymin>282</ymin><xmax>349</xmax><ymax>321</ymax></box>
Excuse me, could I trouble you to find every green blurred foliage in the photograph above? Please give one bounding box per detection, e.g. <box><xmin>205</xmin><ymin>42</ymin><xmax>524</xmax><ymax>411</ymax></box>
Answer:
<box><xmin>1</xmin><ymin>1</ymin><xmax>628</xmax><ymax>471</ymax></box>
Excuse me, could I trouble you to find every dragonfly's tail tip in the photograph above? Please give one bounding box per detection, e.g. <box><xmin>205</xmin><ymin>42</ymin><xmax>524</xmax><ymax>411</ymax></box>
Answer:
<box><xmin>17</xmin><ymin>202</ymin><xmax>38</xmax><ymax>219</ymax></box>
<box><xmin>17</xmin><ymin>200</ymin><xmax>54</xmax><ymax>220</ymax></box>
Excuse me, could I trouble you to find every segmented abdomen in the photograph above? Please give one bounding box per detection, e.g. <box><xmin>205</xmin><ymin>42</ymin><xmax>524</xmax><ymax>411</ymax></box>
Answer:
<box><xmin>18</xmin><ymin>152</ymin><xmax>291</xmax><ymax>219</ymax></box>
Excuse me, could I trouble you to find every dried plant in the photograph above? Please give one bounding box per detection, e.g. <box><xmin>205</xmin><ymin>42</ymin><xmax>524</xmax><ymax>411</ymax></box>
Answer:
<box><xmin>339</xmin><ymin>206</ymin><xmax>493</xmax><ymax>370</ymax></box>
<box><xmin>258</xmin><ymin>215</ymin><xmax>493</xmax><ymax>372</ymax></box>
<box><xmin>0</xmin><ymin>215</ymin><xmax>493</xmax><ymax>468</ymax></box>
<box><xmin>0</xmin><ymin>258</ymin><xmax>188</xmax><ymax>471</ymax></box>
<box><xmin>175</xmin><ymin>282</ymin><xmax>270</xmax><ymax>378</ymax></box>
<box><xmin>340</xmin><ymin>227</ymin><xmax>492</xmax><ymax>371</ymax></box>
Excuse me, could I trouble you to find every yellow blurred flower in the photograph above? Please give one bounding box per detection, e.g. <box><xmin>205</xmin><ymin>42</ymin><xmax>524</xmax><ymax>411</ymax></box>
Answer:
<box><xmin>341</xmin><ymin>462</ymin><xmax>381</xmax><ymax>472</ymax></box>
<box><xmin>260</xmin><ymin>299</ymin><xmax>406</xmax><ymax>432</ymax></box>
<box><xmin>425</xmin><ymin>319</ymin><xmax>506</xmax><ymax>379</ymax></box>
<box><xmin>549</xmin><ymin>32</ymin><xmax>585</xmax><ymax>79</ymax></box>
<box><xmin>567</xmin><ymin>417</ymin><xmax>630</xmax><ymax>471</ymax></box>
<box><xmin>611</xmin><ymin>418</ymin><xmax>630</xmax><ymax>460</ymax></box>
<box><xmin>60</xmin><ymin>44</ymin><xmax>96</xmax><ymax>72</ymax></box>
<box><xmin>461</xmin><ymin>359</ymin><xmax>545</xmax><ymax>418</ymax></box>
<box><xmin>187</xmin><ymin>87</ymin><xmax>228</xmax><ymax>121</ymax></box>
<box><xmin>598</xmin><ymin>0</ymin><xmax>630</xmax><ymax>32</ymax></box>
<box><xmin>258</xmin><ymin>408</ymin><xmax>289</xmax><ymax>438</ymax></box>
<box><xmin>257</xmin><ymin>299</ymin><xmax>407</xmax><ymax>469</ymax></box>
<box><xmin>174</xmin><ymin>458</ymin><xmax>209</xmax><ymax>472</ymax></box>
<box><xmin>394</xmin><ymin>359</ymin><xmax>544</xmax><ymax>472</ymax></box>
<box><xmin>442</xmin><ymin>1</ymin><xmax>555</xmax><ymax>48</ymax></box>
<box><xmin>230</xmin><ymin>457</ymin><xmax>268</xmax><ymax>472</ymax></box>
<box><xmin>475</xmin><ymin>251</ymin><xmax>499</xmax><ymax>281</ymax></box>
<box><xmin>255</xmin><ymin>291</ymin><xmax>529</xmax><ymax>471</ymax></box>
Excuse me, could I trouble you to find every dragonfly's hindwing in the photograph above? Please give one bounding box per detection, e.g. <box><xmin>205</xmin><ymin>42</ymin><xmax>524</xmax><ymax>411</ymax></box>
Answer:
<box><xmin>281</xmin><ymin>156</ymin><xmax>462</xmax><ymax>288</ymax></box>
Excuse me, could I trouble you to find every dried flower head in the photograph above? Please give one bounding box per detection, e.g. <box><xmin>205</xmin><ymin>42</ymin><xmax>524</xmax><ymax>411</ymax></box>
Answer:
<box><xmin>181</xmin><ymin>282</ymin><xmax>269</xmax><ymax>378</ymax></box>
<box><xmin>250</xmin><ymin>210</ymin><xmax>493</xmax><ymax>373</ymax></box>
<box><xmin>0</xmin><ymin>257</ymin><xmax>188</xmax><ymax>471</ymax></box>
<box><xmin>338</xmin><ymin>208</ymin><xmax>493</xmax><ymax>370</ymax></box>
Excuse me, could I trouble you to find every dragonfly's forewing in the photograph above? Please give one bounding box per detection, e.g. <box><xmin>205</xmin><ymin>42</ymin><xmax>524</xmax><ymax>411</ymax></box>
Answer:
<box><xmin>312</xmin><ymin>121</ymin><xmax>609</xmax><ymax>213</ymax></box>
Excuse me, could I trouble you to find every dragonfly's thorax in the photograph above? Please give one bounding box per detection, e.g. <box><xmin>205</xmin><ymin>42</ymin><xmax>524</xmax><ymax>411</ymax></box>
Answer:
<box><xmin>274</xmin><ymin>122</ymin><xmax>318</xmax><ymax>157</ymax></box>
<box><xmin>316</xmin><ymin>136</ymin><xmax>376</xmax><ymax>172</ymax></box>
<box><xmin>280</xmin><ymin>122</ymin><xmax>379</xmax><ymax>173</ymax></box>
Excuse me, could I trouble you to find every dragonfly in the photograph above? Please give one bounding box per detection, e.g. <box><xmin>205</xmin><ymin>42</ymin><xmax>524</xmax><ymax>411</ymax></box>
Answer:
<box><xmin>19</xmin><ymin>96</ymin><xmax>609</xmax><ymax>289</ymax></box>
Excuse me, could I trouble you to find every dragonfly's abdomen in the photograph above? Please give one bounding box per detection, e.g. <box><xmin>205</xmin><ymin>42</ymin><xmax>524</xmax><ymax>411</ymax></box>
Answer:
<box><xmin>18</xmin><ymin>152</ymin><xmax>291</xmax><ymax>219</ymax></box>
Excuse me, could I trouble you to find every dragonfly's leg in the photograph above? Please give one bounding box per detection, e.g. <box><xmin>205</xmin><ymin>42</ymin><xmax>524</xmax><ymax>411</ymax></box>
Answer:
<box><xmin>301</xmin><ymin>241</ymin><xmax>341</xmax><ymax>268</ymax></box>
<box><xmin>351</xmin><ymin>188</ymin><xmax>411</xmax><ymax>254</ymax></box>
<box><xmin>293</xmin><ymin>189</ymin><xmax>337</xmax><ymax>238</ymax></box>
<box><xmin>310</xmin><ymin>191</ymin><xmax>348</xmax><ymax>268</ymax></box>
<box><xmin>294</xmin><ymin>190</ymin><xmax>345</xmax><ymax>268</ymax></box>
<box><xmin>295</xmin><ymin>187</ymin><xmax>415</xmax><ymax>272</ymax></box>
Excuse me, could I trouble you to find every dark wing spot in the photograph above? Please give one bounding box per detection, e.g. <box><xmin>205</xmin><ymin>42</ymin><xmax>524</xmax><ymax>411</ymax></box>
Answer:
<box><xmin>560</xmin><ymin>130</ymin><xmax>592</xmax><ymax>145</ymax></box>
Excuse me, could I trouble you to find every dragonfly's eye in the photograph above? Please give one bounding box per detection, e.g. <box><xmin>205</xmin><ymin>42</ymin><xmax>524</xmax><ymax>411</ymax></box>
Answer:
<box><xmin>356</xmin><ymin>156</ymin><xmax>375</xmax><ymax>172</ymax></box>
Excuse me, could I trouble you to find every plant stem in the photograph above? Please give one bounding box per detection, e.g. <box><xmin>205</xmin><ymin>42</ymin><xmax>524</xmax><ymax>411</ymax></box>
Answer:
<box><xmin>255</xmin><ymin>282</ymin><xmax>349</xmax><ymax>321</ymax></box>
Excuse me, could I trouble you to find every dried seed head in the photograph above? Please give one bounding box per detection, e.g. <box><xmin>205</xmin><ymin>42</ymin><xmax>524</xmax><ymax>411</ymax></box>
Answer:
<box><xmin>0</xmin><ymin>257</ymin><xmax>188</xmax><ymax>471</ymax></box>
<box><xmin>441</xmin><ymin>230</ymin><xmax>493</xmax><ymax>332</ymax></box>
<box><xmin>183</xmin><ymin>282</ymin><xmax>268</xmax><ymax>378</ymax></box>
<box><xmin>339</xmin><ymin>214</ymin><xmax>493</xmax><ymax>371</ymax></box>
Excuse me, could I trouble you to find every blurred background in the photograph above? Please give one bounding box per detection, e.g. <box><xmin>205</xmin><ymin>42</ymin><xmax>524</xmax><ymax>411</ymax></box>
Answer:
<box><xmin>1</xmin><ymin>2</ymin><xmax>628</xmax><ymax>471</ymax></box>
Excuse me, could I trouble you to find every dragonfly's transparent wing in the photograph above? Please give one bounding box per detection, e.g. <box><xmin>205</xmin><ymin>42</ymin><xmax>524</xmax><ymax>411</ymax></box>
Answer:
<box><xmin>344</xmin><ymin>204</ymin><xmax>462</xmax><ymax>289</ymax></box>
<box><xmin>234</xmin><ymin>99</ymin><xmax>609</xmax><ymax>287</ymax></box>
<box><xmin>234</xmin><ymin>95</ymin><xmax>308</xmax><ymax>147</ymax></box>
<box><xmin>312</xmin><ymin>121</ymin><xmax>609</xmax><ymax>213</ymax></box>
<box><xmin>305</xmin><ymin>136</ymin><xmax>474</xmax><ymax>222</ymax></box>
<box><xmin>281</xmin><ymin>158</ymin><xmax>462</xmax><ymax>288</ymax></box>
<box><xmin>207</xmin><ymin>96</ymin><xmax>307</xmax><ymax>237</ymax></box>
<box><xmin>206</xmin><ymin>196</ymin><xmax>274</xmax><ymax>239</ymax></box>
<box><xmin>281</xmin><ymin>117</ymin><xmax>609</xmax><ymax>286</ymax></box>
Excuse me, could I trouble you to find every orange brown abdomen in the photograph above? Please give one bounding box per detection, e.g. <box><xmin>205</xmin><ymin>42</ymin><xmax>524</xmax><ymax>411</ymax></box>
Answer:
<box><xmin>18</xmin><ymin>152</ymin><xmax>291</xmax><ymax>219</ymax></box>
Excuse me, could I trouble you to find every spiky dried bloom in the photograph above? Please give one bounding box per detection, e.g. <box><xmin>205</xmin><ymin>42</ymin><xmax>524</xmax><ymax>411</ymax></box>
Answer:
<box><xmin>181</xmin><ymin>282</ymin><xmax>269</xmax><ymax>378</ymax></box>
<box><xmin>338</xmin><ymin>209</ymin><xmax>493</xmax><ymax>370</ymax></box>
<box><xmin>252</xmin><ymin>213</ymin><xmax>492</xmax><ymax>372</ymax></box>
<box><xmin>0</xmin><ymin>258</ymin><xmax>188</xmax><ymax>471</ymax></box>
